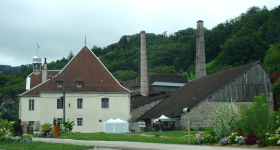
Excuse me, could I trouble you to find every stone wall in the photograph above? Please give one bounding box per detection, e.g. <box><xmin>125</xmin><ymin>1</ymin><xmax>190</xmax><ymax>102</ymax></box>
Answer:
<box><xmin>130</xmin><ymin>98</ymin><xmax>164</xmax><ymax>132</ymax></box>
<box><xmin>175</xmin><ymin>100</ymin><xmax>274</xmax><ymax>130</ymax></box>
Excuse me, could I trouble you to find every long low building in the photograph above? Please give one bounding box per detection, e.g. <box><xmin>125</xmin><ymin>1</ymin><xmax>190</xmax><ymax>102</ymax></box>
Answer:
<box><xmin>136</xmin><ymin>62</ymin><xmax>274</xmax><ymax>130</ymax></box>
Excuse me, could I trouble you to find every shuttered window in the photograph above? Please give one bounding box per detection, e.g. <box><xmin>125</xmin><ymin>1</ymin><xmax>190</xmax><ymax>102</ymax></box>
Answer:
<box><xmin>57</xmin><ymin>99</ymin><xmax>63</xmax><ymax>109</ymax></box>
<box><xmin>101</xmin><ymin>98</ymin><xmax>109</xmax><ymax>108</ymax></box>
<box><xmin>29</xmin><ymin>99</ymin><xmax>34</xmax><ymax>110</ymax></box>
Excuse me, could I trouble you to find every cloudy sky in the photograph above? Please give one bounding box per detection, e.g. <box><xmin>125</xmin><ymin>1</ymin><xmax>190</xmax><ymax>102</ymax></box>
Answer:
<box><xmin>0</xmin><ymin>0</ymin><xmax>278</xmax><ymax>66</ymax></box>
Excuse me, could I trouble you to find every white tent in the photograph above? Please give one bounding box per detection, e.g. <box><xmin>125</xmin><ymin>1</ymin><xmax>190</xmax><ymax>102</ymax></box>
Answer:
<box><xmin>104</xmin><ymin>118</ymin><xmax>115</xmax><ymax>133</ymax></box>
<box><xmin>104</xmin><ymin>118</ymin><xmax>129</xmax><ymax>133</ymax></box>
<box><xmin>153</xmin><ymin>115</ymin><xmax>168</xmax><ymax>123</ymax></box>
<box><xmin>114</xmin><ymin>118</ymin><xmax>129</xmax><ymax>133</ymax></box>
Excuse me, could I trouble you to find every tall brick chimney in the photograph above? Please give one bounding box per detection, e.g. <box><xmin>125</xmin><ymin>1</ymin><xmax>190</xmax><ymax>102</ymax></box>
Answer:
<box><xmin>195</xmin><ymin>20</ymin><xmax>206</xmax><ymax>79</ymax></box>
<box><xmin>140</xmin><ymin>31</ymin><xmax>148</xmax><ymax>96</ymax></box>
<box><xmin>42</xmin><ymin>58</ymin><xmax>48</xmax><ymax>82</ymax></box>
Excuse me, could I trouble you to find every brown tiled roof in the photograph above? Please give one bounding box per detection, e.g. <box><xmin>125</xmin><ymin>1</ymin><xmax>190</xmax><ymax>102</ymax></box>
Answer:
<box><xmin>131</xmin><ymin>93</ymin><xmax>171</xmax><ymax>109</ymax></box>
<box><xmin>122</xmin><ymin>79</ymin><xmax>137</xmax><ymax>91</ymax></box>
<box><xmin>0</xmin><ymin>94</ymin><xmax>13</xmax><ymax>105</ymax></box>
<box><xmin>271</xmin><ymin>72</ymin><xmax>280</xmax><ymax>84</ymax></box>
<box><xmin>137</xmin><ymin>62</ymin><xmax>268</xmax><ymax>120</ymax></box>
<box><xmin>28</xmin><ymin>70</ymin><xmax>60</xmax><ymax>89</ymax></box>
<box><xmin>20</xmin><ymin>46</ymin><xmax>130</xmax><ymax>96</ymax></box>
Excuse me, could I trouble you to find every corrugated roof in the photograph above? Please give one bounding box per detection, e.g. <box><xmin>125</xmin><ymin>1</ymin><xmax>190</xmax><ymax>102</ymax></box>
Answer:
<box><xmin>136</xmin><ymin>62</ymin><xmax>269</xmax><ymax>120</ymax></box>
<box><xmin>151</xmin><ymin>82</ymin><xmax>186</xmax><ymax>87</ymax></box>
<box><xmin>20</xmin><ymin>45</ymin><xmax>130</xmax><ymax>96</ymax></box>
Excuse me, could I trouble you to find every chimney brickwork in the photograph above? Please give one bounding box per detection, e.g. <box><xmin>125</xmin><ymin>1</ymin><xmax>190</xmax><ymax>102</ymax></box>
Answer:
<box><xmin>140</xmin><ymin>31</ymin><xmax>149</xmax><ymax>96</ymax></box>
<box><xmin>42</xmin><ymin>58</ymin><xmax>48</xmax><ymax>82</ymax></box>
<box><xmin>195</xmin><ymin>20</ymin><xmax>206</xmax><ymax>79</ymax></box>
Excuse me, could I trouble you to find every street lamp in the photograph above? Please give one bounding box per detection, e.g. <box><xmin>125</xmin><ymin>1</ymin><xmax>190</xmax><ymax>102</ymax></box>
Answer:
<box><xmin>183</xmin><ymin>108</ymin><xmax>190</xmax><ymax>144</ymax></box>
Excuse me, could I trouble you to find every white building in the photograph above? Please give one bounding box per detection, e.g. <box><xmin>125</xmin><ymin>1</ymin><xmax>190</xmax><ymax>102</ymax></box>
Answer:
<box><xmin>19</xmin><ymin>45</ymin><xmax>130</xmax><ymax>133</ymax></box>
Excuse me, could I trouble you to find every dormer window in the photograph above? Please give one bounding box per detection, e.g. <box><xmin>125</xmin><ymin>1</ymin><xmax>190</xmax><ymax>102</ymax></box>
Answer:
<box><xmin>77</xmin><ymin>82</ymin><xmax>82</xmax><ymax>87</ymax></box>
<box><xmin>57</xmin><ymin>81</ymin><xmax>62</xmax><ymax>87</ymax></box>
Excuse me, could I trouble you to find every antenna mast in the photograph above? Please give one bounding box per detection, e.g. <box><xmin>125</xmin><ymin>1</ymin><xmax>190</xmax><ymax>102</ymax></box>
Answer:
<box><xmin>37</xmin><ymin>43</ymin><xmax>40</xmax><ymax>56</ymax></box>
<box><xmin>85</xmin><ymin>34</ymin><xmax>87</xmax><ymax>45</ymax></box>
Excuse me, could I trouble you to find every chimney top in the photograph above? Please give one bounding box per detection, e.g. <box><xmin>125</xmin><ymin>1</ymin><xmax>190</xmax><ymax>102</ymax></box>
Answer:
<box><xmin>197</xmin><ymin>20</ymin><xmax>204</xmax><ymax>23</ymax></box>
<box><xmin>140</xmin><ymin>30</ymin><xmax>146</xmax><ymax>33</ymax></box>
<box><xmin>136</xmin><ymin>76</ymin><xmax>139</xmax><ymax>83</ymax></box>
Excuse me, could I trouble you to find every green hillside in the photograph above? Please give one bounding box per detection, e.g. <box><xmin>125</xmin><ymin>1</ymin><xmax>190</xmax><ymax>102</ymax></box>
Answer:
<box><xmin>1</xmin><ymin>5</ymin><xmax>280</xmax><ymax>102</ymax></box>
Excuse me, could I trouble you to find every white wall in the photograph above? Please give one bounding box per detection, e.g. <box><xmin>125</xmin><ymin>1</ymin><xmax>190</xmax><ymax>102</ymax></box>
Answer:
<box><xmin>19</xmin><ymin>92</ymin><xmax>130</xmax><ymax>133</ymax></box>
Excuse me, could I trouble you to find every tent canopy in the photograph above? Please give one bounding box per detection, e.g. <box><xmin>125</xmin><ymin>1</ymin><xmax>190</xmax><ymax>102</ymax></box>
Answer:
<box><xmin>158</xmin><ymin>115</ymin><xmax>176</xmax><ymax>122</ymax></box>
<box><xmin>104</xmin><ymin>118</ymin><xmax>129</xmax><ymax>133</ymax></box>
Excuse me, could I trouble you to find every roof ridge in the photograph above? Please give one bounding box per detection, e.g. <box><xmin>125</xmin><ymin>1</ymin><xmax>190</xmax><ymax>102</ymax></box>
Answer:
<box><xmin>20</xmin><ymin>45</ymin><xmax>130</xmax><ymax>96</ymax></box>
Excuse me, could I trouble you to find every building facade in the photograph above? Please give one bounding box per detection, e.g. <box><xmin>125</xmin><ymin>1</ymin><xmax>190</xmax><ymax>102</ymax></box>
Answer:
<box><xmin>19</xmin><ymin>45</ymin><xmax>130</xmax><ymax>133</ymax></box>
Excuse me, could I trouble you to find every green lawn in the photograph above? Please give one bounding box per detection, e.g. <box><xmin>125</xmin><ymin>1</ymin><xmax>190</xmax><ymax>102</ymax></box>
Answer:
<box><xmin>60</xmin><ymin>130</ymin><xmax>211</xmax><ymax>144</ymax></box>
<box><xmin>0</xmin><ymin>141</ymin><xmax>94</xmax><ymax>150</ymax></box>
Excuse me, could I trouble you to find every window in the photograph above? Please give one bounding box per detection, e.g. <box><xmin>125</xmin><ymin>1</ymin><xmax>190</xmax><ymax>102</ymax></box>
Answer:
<box><xmin>57</xmin><ymin>99</ymin><xmax>63</xmax><ymax>109</ymax></box>
<box><xmin>102</xmin><ymin>98</ymin><xmax>109</xmax><ymax>108</ymax></box>
<box><xmin>29</xmin><ymin>99</ymin><xmax>34</xmax><ymax>110</ymax></box>
<box><xmin>57</xmin><ymin>118</ymin><xmax>62</xmax><ymax>124</ymax></box>
<box><xmin>29</xmin><ymin>121</ymin><xmax>34</xmax><ymax>125</ymax></box>
<box><xmin>57</xmin><ymin>82</ymin><xmax>62</xmax><ymax>87</ymax></box>
<box><xmin>77</xmin><ymin>118</ymin><xmax>83</xmax><ymax>126</ymax></box>
<box><xmin>77</xmin><ymin>82</ymin><xmax>82</xmax><ymax>87</ymax></box>
<box><xmin>77</xmin><ymin>99</ymin><xmax>83</xmax><ymax>109</ymax></box>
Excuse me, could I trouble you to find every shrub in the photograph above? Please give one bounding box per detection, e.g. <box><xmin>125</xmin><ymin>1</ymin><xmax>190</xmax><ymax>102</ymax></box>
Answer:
<box><xmin>0</xmin><ymin>119</ymin><xmax>14</xmax><ymax>141</ymax></box>
<box><xmin>258</xmin><ymin>134</ymin><xmax>269</xmax><ymax>147</ymax></box>
<box><xmin>211</xmin><ymin>98</ymin><xmax>239</xmax><ymax>140</ymax></box>
<box><xmin>43</xmin><ymin>130</ymin><xmax>51</xmax><ymax>137</ymax></box>
<box><xmin>61</xmin><ymin>119</ymin><xmax>75</xmax><ymax>134</ymax></box>
<box><xmin>198</xmin><ymin>127</ymin><xmax>204</xmax><ymax>130</ymax></box>
<box><xmin>268</xmin><ymin>127</ymin><xmax>280</xmax><ymax>146</ymax></box>
<box><xmin>204</xmin><ymin>127</ymin><xmax>212</xmax><ymax>130</ymax></box>
<box><xmin>12</xmin><ymin>119</ymin><xmax>23</xmax><ymax>136</ymax></box>
<box><xmin>219</xmin><ymin>137</ymin><xmax>229</xmax><ymax>146</ymax></box>
<box><xmin>21</xmin><ymin>134</ymin><xmax>32</xmax><ymax>140</ymax></box>
<box><xmin>40</xmin><ymin>123</ymin><xmax>52</xmax><ymax>132</ymax></box>
<box><xmin>245</xmin><ymin>133</ymin><xmax>258</xmax><ymax>145</ymax></box>
<box><xmin>238</xmin><ymin>137</ymin><xmax>246</xmax><ymax>145</ymax></box>
<box><xmin>202</xmin><ymin>134</ymin><xmax>216</xmax><ymax>143</ymax></box>
<box><xmin>228</xmin><ymin>132</ymin><xmax>238</xmax><ymax>144</ymax></box>
<box><xmin>239</xmin><ymin>94</ymin><xmax>278</xmax><ymax>137</ymax></box>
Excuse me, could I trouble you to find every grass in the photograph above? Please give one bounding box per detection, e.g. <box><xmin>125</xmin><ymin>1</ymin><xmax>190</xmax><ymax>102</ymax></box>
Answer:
<box><xmin>60</xmin><ymin>130</ymin><xmax>211</xmax><ymax>144</ymax></box>
<box><xmin>0</xmin><ymin>141</ymin><xmax>94</xmax><ymax>150</ymax></box>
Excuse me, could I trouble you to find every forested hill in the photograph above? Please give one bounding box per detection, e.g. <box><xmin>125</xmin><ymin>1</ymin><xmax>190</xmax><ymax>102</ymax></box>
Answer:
<box><xmin>91</xmin><ymin>5</ymin><xmax>280</xmax><ymax>80</ymax></box>
<box><xmin>1</xmin><ymin>5</ymin><xmax>280</xmax><ymax>102</ymax></box>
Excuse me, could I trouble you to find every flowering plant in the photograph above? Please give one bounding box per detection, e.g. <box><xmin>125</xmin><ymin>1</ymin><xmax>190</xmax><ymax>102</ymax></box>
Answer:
<box><xmin>228</xmin><ymin>132</ymin><xmax>238</xmax><ymax>144</ymax></box>
<box><xmin>0</xmin><ymin>119</ymin><xmax>14</xmax><ymax>141</ymax></box>
<box><xmin>21</xmin><ymin>134</ymin><xmax>33</xmax><ymax>140</ymax></box>
<box><xmin>219</xmin><ymin>137</ymin><xmax>229</xmax><ymax>146</ymax></box>
<box><xmin>238</xmin><ymin>137</ymin><xmax>246</xmax><ymax>145</ymax></box>
<box><xmin>245</xmin><ymin>133</ymin><xmax>258</xmax><ymax>145</ymax></box>
<box><xmin>202</xmin><ymin>134</ymin><xmax>216</xmax><ymax>143</ymax></box>
<box><xmin>20</xmin><ymin>124</ymin><xmax>25</xmax><ymax>129</ymax></box>
<box><xmin>268</xmin><ymin>127</ymin><xmax>280</xmax><ymax>146</ymax></box>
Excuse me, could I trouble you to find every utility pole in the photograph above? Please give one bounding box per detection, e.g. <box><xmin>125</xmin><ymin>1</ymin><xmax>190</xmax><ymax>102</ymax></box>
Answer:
<box><xmin>63</xmin><ymin>71</ymin><xmax>65</xmax><ymax>122</ymax></box>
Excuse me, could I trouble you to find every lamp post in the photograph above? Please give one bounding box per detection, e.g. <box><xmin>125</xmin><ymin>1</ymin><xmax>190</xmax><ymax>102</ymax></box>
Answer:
<box><xmin>183</xmin><ymin>108</ymin><xmax>191</xmax><ymax>144</ymax></box>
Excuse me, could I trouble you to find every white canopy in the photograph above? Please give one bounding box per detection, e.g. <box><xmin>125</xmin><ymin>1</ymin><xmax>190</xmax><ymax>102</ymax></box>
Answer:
<box><xmin>158</xmin><ymin>115</ymin><xmax>168</xmax><ymax>119</ymax></box>
<box><xmin>104</xmin><ymin>118</ymin><xmax>129</xmax><ymax>133</ymax></box>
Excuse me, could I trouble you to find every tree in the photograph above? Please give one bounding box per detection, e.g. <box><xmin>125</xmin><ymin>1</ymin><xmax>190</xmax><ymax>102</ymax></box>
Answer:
<box><xmin>67</xmin><ymin>51</ymin><xmax>74</xmax><ymax>61</ymax></box>
<box><xmin>151</xmin><ymin>66</ymin><xmax>177</xmax><ymax>74</ymax></box>
<box><xmin>264</xmin><ymin>43</ymin><xmax>280</xmax><ymax>74</ymax></box>
<box><xmin>271</xmin><ymin>78</ymin><xmax>280</xmax><ymax>105</ymax></box>
<box><xmin>0</xmin><ymin>100</ymin><xmax>18</xmax><ymax>121</ymax></box>
<box><xmin>112</xmin><ymin>70</ymin><xmax>138</xmax><ymax>81</ymax></box>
